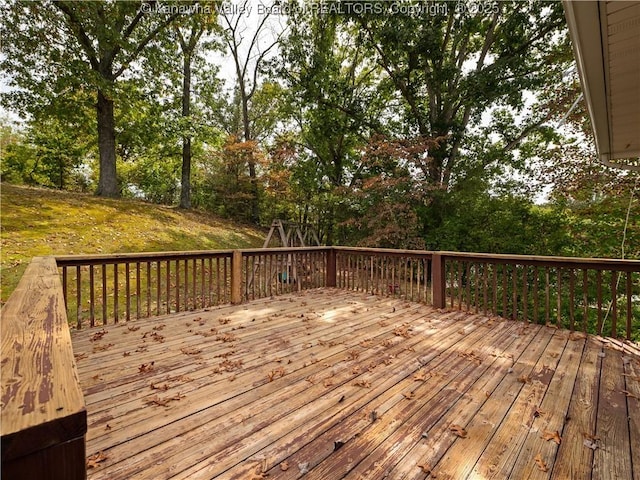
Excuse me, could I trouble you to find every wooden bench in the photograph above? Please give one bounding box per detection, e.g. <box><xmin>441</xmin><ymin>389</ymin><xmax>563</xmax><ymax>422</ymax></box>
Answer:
<box><xmin>1</xmin><ymin>257</ymin><xmax>87</xmax><ymax>479</ymax></box>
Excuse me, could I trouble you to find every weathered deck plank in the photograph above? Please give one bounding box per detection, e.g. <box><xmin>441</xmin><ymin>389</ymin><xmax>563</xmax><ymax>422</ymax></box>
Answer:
<box><xmin>70</xmin><ymin>289</ymin><xmax>639</xmax><ymax>480</ymax></box>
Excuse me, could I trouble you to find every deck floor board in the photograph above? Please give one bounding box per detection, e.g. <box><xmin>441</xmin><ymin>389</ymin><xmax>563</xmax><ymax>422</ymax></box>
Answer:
<box><xmin>71</xmin><ymin>289</ymin><xmax>639</xmax><ymax>480</ymax></box>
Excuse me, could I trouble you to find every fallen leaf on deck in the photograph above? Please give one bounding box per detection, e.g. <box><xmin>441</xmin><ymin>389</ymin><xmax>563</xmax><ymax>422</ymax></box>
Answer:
<box><xmin>153</xmin><ymin>324</ymin><xmax>165</xmax><ymax>331</ymax></box>
<box><xmin>135</xmin><ymin>345</ymin><xmax>148</xmax><ymax>353</ymax></box>
<box><xmin>449</xmin><ymin>424</ymin><xmax>467</xmax><ymax>438</ymax></box>
<box><xmin>622</xmin><ymin>390</ymin><xmax>640</xmax><ymax>399</ymax></box>
<box><xmin>354</xmin><ymin>379</ymin><xmax>371</xmax><ymax>388</ymax></box>
<box><xmin>517</xmin><ymin>375</ymin><xmax>531</xmax><ymax>384</ymax></box>
<box><xmin>123</xmin><ymin>351</ymin><xmax>131</xmax><ymax>357</ymax></box>
<box><xmin>542</xmin><ymin>430</ymin><xmax>562</xmax><ymax>445</ymax></box>
<box><xmin>267</xmin><ymin>367</ymin><xmax>286</xmax><ymax>382</ymax></box>
<box><xmin>403</xmin><ymin>391</ymin><xmax>416</xmax><ymax>400</ymax></box>
<box><xmin>413</xmin><ymin>370</ymin><xmax>428</xmax><ymax>381</ymax></box>
<box><xmin>127</xmin><ymin>325</ymin><xmax>140</xmax><ymax>332</ymax></box>
<box><xmin>150</xmin><ymin>383</ymin><xmax>169</xmax><ymax>391</ymax></box>
<box><xmin>216</xmin><ymin>333</ymin><xmax>237</xmax><ymax>343</ymax></box>
<box><xmin>351</xmin><ymin>366</ymin><xmax>361</xmax><ymax>375</ymax></box>
<box><xmin>86</xmin><ymin>451</ymin><xmax>107</xmax><ymax>469</ymax></box>
<box><xmin>382</xmin><ymin>339</ymin><xmax>394</xmax><ymax>348</ymax></box>
<box><xmin>347</xmin><ymin>350</ymin><xmax>360</xmax><ymax>360</ymax></box>
<box><xmin>219</xmin><ymin>317</ymin><xmax>231</xmax><ymax>325</ymax></box>
<box><xmin>280</xmin><ymin>461</ymin><xmax>290</xmax><ymax>471</ymax></box>
<box><xmin>74</xmin><ymin>353</ymin><xmax>88</xmax><ymax>361</ymax></box>
<box><xmin>417</xmin><ymin>463</ymin><xmax>433</xmax><ymax>474</ymax></box>
<box><xmin>105</xmin><ymin>424</ymin><xmax>111</xmax><ymax>431</ymax></box>
<box><xmin>151</xmin><ymin>332</ymin><xmax>165</xmax><ymax>343</ymax></box>
<box><xmin>90</xmin><ymin>329</ymin><xmax>108</xmax><ymax>342</ymax></box>
<box><xmin>139</xmin><ymin>362</ymin><xmax>154</xmax><ymax>373</ymax></box>
<box><xmin>583</xmin><ymin>439</ymin><xmax>599</xmax><ymax>450</ymax></box>
<box><xmin>534</xmin><ymin>453</ymin><xmax>548</xmax><ymax>472</ymax></box>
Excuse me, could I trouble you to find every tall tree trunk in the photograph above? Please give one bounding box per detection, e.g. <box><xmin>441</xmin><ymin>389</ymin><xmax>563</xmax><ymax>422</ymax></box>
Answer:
<box><xmin>180</xmin><ymin>53</ymin><xmax>192</xmax><ymax>209</ymax></box>
<box><xmin>241</xmin><ymin>94</ymin><xmax>259</xmax><ymax>223</ymax></box>
<box><xmin>96</xmin><ymin>89</ymin><xmax>119</xmax><ymax>197</ymax></box>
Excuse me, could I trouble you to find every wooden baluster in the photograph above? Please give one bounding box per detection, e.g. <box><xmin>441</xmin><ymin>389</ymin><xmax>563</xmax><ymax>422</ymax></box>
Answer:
<box><xmin>216</xmin><ymin>257</ymin><xmax>221</xmax><ymax>303</ymax></box>
<box><xmin>155</xmin><ymin>261</ymin><xmax>161</xmax><ymax>316</ymax></box>
<box><xmin>166</xmin><ymin>260</ymin><xmax>171</xmax><ymax>314</ymax></box>
<box><xmin>146</xmin><ymin>262</ymin><xmax>151</xmax><ymax>318</ymax></box>
<box><xmin>208</xmin><ymin>258</ymin><xmax>213</xmax><ymax>307</ymax></box>
<box><xmin>596</xmin><ymin>270</ymin><xmax>603</xmax><ymax>334</ymax></box>
<box><xmin>492</xmin><ymin>265</ymin><xmax>498</xmax><ymax>316</ymax></box>
<box><xmin>89</xmin><ymin>265</ymin><xmax>95</xmax><ymax>327</ymax></box>
<box><xmin>76</xmin><ymin>266</ymin><xmax>82</xmax><ymax>329</ymax></box>
<box><xmin>136</xmin><ymin>262</ymin><xmax>141</xmax><ymax>319</ymax></box>
<box><xmin>569</xmin><ymin>269</ymin><xmax>575</xmax><ymax>331</ymax></box>
<box><xmin>114</xmin><ymin>264</ymin><xmax>119</xmax><ymax>323</ymax></box>
<box><xmin>482</xmin><ymin>262</ymin><xmax>488</xmax><ymax>315</ymax></box>
<box><xmin>62</xmin><ymin>266</ymin><xmax>68</xmax><ymax>310</ymax></box>
<box><xmin>191</xmin><ymin>258</ymin><xmax>196</xmax><ymax>308</ymax></box>
<box><xmin>223</xmin><ymin>257</ymin><xmax>228</xmax><ymax>303</ymax></box>
<box><xmin>457</xmin><ymin>261</ymin><xmax>463</xmax><ymax>310</ymax></box>
<box><xmin>545</xmin><ymin>267</ymin><xmax>550</xmax><ymax>326</ymax></box>
<box><xmin>582</xmin><ymin>269</ymin><xmax>588</xmax><ymax>333</ymax></box>
<box><xmin>626</xmin><ymin>272</ymin><xmax>632</xmax><ymax>340</ymax></box>
<box><xmin>533</xmin><ymin>266</ymin><xmax>539</xmax><ymax>325</ymax></box>
<box><xmin>465</xmin><ymin>262</ymin><xmax>472</xmax><ymax>312</ymax></box>
<box><xmin>183</xmin><ymin>259</ymin><xmax>188</xmax><ymax>310</ymax></box>
<box><xmin>556</xmin><ymin>268</ymin><xmax>562</xmax><ymax>328</ymax></box>
<box><xmin>502</xmin><ymin>264</ymin><xmax>508</xmax><ymax>318</ymax></box>
<box><xmin>125</xmin><ymin>263</ymin><xmax>131</xmax><ymax>322</ymax></box>
<box><xmin>102</xmin><ymin>264</ymin><xmax>107</xmax><ymax>324</ymax></box>
<box><xmin>522</xmin><ymin>265</ymin><xmax>528</xmax><ymax>322</ymax></box>
<box><xmin>611</xmin><ymin>271</ymin><xmax>618</xmax><ymax>338</ymax></box>
<box><xmin>511</xmin><ymin>265</ymin><xmax>518</xmax><ymax>320</ymax></box>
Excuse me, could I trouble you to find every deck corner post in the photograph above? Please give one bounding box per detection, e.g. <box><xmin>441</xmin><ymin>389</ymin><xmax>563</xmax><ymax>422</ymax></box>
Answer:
<box><xmin>432</xmin><ymin>253</ymin><xmax>446</xmax><ymax>309</ymax></box>
<box><xmin>326</xmin><ymin>248</ymin><xmax>337</xmax><ymax>287</ymax></box>
<box><xmin>231</xmin><ymin>250</ymin><xmax>243</xmax><ymax>304</ymax></box>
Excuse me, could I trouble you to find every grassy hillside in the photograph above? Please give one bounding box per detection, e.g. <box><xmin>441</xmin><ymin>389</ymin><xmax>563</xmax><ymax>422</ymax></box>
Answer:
<box><xmin>1</xmin><ymin>184</ymin><xmax>265</xmax><ymax>304</ymax></box>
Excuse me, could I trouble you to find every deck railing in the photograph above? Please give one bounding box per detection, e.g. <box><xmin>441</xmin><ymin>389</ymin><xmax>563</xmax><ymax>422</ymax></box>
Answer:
<box><xmin>2</xmin><ymin>246</ymin><xmax>639</xmax><ymax>479</ymax></box>
<box><xmin>54</xmin><ymin>247</ymin><xmax>639</xmax><ymax>340</ymax></box>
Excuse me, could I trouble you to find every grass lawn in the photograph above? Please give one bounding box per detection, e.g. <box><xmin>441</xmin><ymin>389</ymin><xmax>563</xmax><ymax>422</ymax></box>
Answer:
<box><xmin>1</xmin><ymin>184</ymin><xmax>265</xmax><ymax>305</ymax></box>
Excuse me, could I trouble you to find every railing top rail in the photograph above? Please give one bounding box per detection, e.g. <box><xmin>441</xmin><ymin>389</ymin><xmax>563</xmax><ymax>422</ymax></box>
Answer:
<box><xmin>437</xmin><ymin>250</ymin><xmax>640</xmax><ymax>269</ymax></box>
<box><xmin>333</xmin><ymin>246</ymin><xmax>436</xmax><ymax>257</ymax></box>
<box><xmin>55</xmin><ymin>250</ymin><xmax>235</xmax><ymax>266</ymax></box>
<box><xmin>54</xmin><ymin>247</ymin><xmax>640</xmax><ymax>270</ymax></box>
<box><xmin>1</xmin><ymin>256</ymin><xmax>86</xmax><ymax>462</ymax></box>
<box><xmin>239</xmin><ymin>246</ymin><xmax>333</xmax><ymax>255</ymax></box>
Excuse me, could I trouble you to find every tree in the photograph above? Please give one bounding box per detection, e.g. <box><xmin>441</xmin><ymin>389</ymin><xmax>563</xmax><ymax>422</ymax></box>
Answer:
<box><xmin>218</xmin><ymin>0</ymin><xmax>283</xmax><ymax>222</ymax></box>
<box><xmin>350</xmin><ymin>1</ymin><xmax>571</xmax><ymax>189</ymax></box>
<box><xmin>1</xmin><ymin>1</ymin><xmax>180</xmax><ymax>197</ymax></box>
<box><xmin>278</xmin><ymin>6</ymin><xmax>383</xmax><ymax>243</ymax></box>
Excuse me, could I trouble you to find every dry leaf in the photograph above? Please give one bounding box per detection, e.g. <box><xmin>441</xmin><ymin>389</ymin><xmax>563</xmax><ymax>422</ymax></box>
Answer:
<box><xmin>150</xmin><ymin>383</ymin><xmax>169</xmax><ymax>391</ymax></box>
<box><xmin>417</xmin><ymin>463</ymin><xmax>433</xmax><ymax>474</ymax></box>
<box><xmin>280</xmin><ymin>461</ymin><xmax>290</xmax><ymax>471</ymax></box>
<box><xmin>517</xmin><ymin>375</ymin><xmax>531</xmax><ymax>384</ymax></box>
<box><xmin>449</xmin><ymin>424</ymin><xmax>467</xmax><ymax>438</ymax></box>
<box><xmin>219</xmin><ymin>317</ymin><xmax>231</xmax><ymax>325</ymax></box>
<box><xmin>93</xmin><ymin>343</ymin><xmax>114</xmax><ymax>352</ymax></box>
<box><xmin>127</xmin><ymin>325</ymin><xmax>140</xmax><ymax>332</ymax></box>
<box><xmin>542</xmin><ymin>430</ymin><xmax>562</xmax><ymax>445</ymax></box>
<box><xmin>403</xmin><ymin>391</ymin><xmax>416</xmax><ymax>400</ymax></box>
<box><xmin>347</xmin><ymin>350</ymin><xmax>360</xmax><ymax>360</ymax></box>
<box><xmin>74</xmin><ymin>353</ymin><xmax>88</xmax><ymax>361</ymax></box>
<box><xmin>86</xmin><ymin>451</ymin><xmax>107</xmax><ymax>469</ymax></box>
<box><xmin>90</xmin><ymin>329</ymin><xmax>108</xmax><ymax>342</ymax></box>
<box><xmin>413</xmin><ymin>370</ymin><xmax>428</xmax><ymax>382</ymax></box>
<box><xmin>138</xmin><ymin>362</ymin><xmax>154</xmax><ymax>373</ymax></box>
<box><xmin>153</xmin><ymin>324</ymin><xmax>166</xmax><ymax>331</ymax></box>
<box><xmin>354</xmin><ymin>379</ymin><xmax>372</xmax><ymax>388</ymax></box>
<box><xmin>534</xmin><ymin>453</ymin><xmax>549</xmax><ymax>472</ymax></box>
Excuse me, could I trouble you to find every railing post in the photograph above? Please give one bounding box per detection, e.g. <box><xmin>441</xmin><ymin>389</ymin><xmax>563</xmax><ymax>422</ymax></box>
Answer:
<box><xmin>231</xmin><ymin>250</ymin><xmax>243</xmax><ymax>304</ymax></box>
<box><xmin>327</xmin><ymin>248</ymin><xmax>337</xmax><ymax>288</ymax></box>
<box><xmin>432</xmin><ymin>253</ymin><xmax>446</xmax><ymax>309</ymax></box>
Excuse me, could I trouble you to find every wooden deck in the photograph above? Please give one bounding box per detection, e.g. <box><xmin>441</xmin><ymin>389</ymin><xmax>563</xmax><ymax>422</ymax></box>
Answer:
<box><xmin>71</xmin><ymin>288</ymin><xmax>640</xmax><ymax>480</ymax></box>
